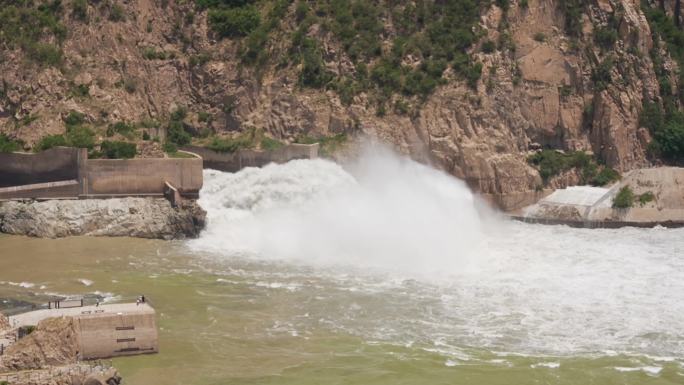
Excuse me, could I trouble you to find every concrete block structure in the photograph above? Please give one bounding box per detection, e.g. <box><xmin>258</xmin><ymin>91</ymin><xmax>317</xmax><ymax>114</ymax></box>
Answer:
<box><xmin>7</xmin><ymin>303</ymin><xmax>158</xmax><ymax>360</ymax></box>
<box><xmin>0</xmin><ymin>147</ymin><xmax>202</xmax><ymax>200</ymax></box>
<box><xmin>182</xmin><ymin>143</ymin><xmax>319</xmax><ymax>172</ymax></box>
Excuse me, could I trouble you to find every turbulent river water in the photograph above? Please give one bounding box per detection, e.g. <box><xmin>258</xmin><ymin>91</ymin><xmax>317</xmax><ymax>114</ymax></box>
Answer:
<box><xmin>1</xmin><ymin>150</ymin><xmax>683</xmax><ymax>384</ymax></box>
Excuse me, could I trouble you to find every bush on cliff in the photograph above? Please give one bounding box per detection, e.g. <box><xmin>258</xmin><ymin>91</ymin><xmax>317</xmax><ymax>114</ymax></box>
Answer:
<box><xmin>612</xmin><ymin>186</ymin><xmax>634</xmax><ymax>208</ymax></box>
<box><xmin>208</xmin><ymin>6</ymin><xmax>260</xmax><ymax>37</ymax></box>
<box><xmin>36</xmin><ymin>134</ymin><xmax>67</xmax><ymax>151</ymax></box>
<box><xmin>100</xmin><ymin>140</ymin><xmax>136</xmax><ymax>159</ymax></box>
<box><xmin>528</xmin><ymin>149</ymin><xmax>619</xmax><ymax>185</ymax></box>
<box><xmin>0</xmin><ymin>2</ymin><xmax>66</xmax><ymax>66</ymax></box>
<box><xmin>0</xmin><ymin>134</ymin><xmax>22</xmax><ymax>153</ymax></box>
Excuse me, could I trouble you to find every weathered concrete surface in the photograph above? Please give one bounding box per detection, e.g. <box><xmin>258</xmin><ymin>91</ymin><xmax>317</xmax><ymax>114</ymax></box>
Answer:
<box><xmin>0</xmin><ymin>198</ymin><xmax>206</xmax><ymax>239</ymax></box>
<box><xmin>522</xmin><ymin>167</ymin><xmax>684</xmax><ymax>226</ymax></box>
<box><xmin>182</xmin><ymin>143</ymin><xmax>319</xmax><ymax>172</ymax></box>
<box><xmin>0</xmin><ymin>180</ymin><xmax>81</xmax><ymax>200</ymax></box>
<box><xmin>84</xmin><ymin>157</ymin><xmax>203</xmax><ymax>198</ymax></box>
<box><xmin>0</xmin><ymin>147</ymin><xmax>82</xmax><ymax>188</ymax></box>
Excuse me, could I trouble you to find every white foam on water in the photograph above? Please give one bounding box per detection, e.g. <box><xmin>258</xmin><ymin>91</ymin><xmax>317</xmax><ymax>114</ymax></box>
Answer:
<box><xmin>77</xmin><ymin>279</ymin><xmax>94</xmax><ymax>287</ymax></box>
<box><xmin>531</xmin><ymin>362</ymin><xmax>560</xmax><ymax>369</ymax></box>
<box><xmin>188</xmin><ymin>146</ymin><xmax>684</xmax><ymax>362</ymax></box>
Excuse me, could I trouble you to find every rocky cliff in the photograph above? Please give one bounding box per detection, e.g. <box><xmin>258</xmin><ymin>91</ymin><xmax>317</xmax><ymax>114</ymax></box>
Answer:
<box><xmin>0</xmin><ymin>198</ymin><xmax>206</xmax><ymax>239</ymax></box>
<box><xmin>1</xmin><ymin>0</ymin><xmax>682</xmax><ymax>209</ymax></box>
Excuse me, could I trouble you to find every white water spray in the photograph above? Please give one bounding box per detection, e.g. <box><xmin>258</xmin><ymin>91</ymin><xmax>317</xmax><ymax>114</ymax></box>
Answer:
<box><xmin>191</xmin><ymin>146</ymin><xmax>489</xmax><ymax>274</ymax></box>
<box><xmin>189</xmin><ymin>148</ymin><xmax>684</xmax><ymax>360</ymax></box>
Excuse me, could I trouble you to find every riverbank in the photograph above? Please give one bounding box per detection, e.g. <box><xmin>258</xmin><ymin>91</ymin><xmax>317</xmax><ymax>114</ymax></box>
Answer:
<box><xmin>0</xmin><ymin>198</ymin><xmax>205</xmax><ymax>239</ymax></box>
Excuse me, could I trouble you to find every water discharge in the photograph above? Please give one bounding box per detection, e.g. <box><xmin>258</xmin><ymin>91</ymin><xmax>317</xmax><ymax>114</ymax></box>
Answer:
<box><xmin>190</xmin><ymin>146</ymin><xmax>490</xmax><ymax>275</ymax></box>
<box><xmin>189</xmin><ymin>147</ymin><xmax>684</xmax><ymax>361</ymax></box>
<box><xmin>2</xmin><ymin>148</ymin><xmax>684</xmax><ymax>384</ymax></box>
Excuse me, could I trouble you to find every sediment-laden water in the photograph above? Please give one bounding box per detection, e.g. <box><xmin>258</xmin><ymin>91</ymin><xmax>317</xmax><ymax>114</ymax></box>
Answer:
<box><xmin>1</xmin><ymin>150</ymin><xmax>683</xmax><ymax>384</ymax></box>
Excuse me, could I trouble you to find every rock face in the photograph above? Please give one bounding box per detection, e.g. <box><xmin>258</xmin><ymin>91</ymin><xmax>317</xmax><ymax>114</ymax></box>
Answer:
<box><xmin>0</xmin><ymin>317</ymin><xmax>79</xmax><ymax>372</ymax></box>
<box><xmin>0</xmin><ymin>0</ymin><xmax>675</xmax><ymax>209</ymax></box>
<box><xmin>0</xmin><ymin>198</ymin><xmax>206</xmax><ymax>239</ymax></box>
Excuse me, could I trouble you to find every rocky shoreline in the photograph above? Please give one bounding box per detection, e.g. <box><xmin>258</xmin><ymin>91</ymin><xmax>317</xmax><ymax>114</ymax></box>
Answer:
<box><xmin>0</xmin><ymin>198</ymin><xmax>206</xmax><ymax>240</ymax></box>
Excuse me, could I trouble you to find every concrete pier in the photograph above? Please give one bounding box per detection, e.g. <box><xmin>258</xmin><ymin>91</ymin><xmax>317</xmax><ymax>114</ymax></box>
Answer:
<box><xmin>5</xmin><ymin>302</ymin><xmax>158</xmax><ymax>360</ymax></box>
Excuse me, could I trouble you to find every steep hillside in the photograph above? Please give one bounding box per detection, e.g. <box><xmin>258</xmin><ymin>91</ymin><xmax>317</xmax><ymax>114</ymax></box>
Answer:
<box><xmin>0</xmin><ymin>0</ymin><xmax>683</xmax><ymax>208</ymax></box>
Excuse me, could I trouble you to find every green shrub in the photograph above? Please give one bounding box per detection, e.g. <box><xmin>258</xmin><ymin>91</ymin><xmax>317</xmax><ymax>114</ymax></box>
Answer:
<box><xmin>528</xmin><ymin>149</ymin><xmax>602</xmax><ymax>183</ymax></box>
<box><xmin>612</xmin><ymin>186</ymin><xmax>634</xmax><ymax>208</ymax></box>
<box><xmin>100</xmin><ymin>140</ymin><xmax>136</xmax><ymax>159</ymax></box>
<box><xmin>638</xmin><ymin>191</ymin><xmax>655</xmax><ymax>205</ymax></box>
<box><xmin>109</xmin><ymin>4</ymin><xmax>126</xmax><ymax>22</ymax></box>
<box><xmin>64</xmin><ymin>111</ymin><xmax>86</xmax><ymax>127</ymax></box>
<box><xmin>208</xmin><ymin>6</ymin><xmax>260</xmax><ymax>38</ymax></box>
<box><xmin>72</xmin><ymin>0</ymin><xmax>88</xmax><ymax>21</ymax></box>
<box><xmin>0</xmin><ymin>3</ymin><xmax>66</xmax><ymax>66</ymax></box>
<box><xmin>196</xmin><ymin>0</ymin><xmax>255</xmax><ymax>9</ymax></box>
<box><xmin>591</xmin><ymin>57</ymin><xmax>613</xmax><ymax>91</ymax></box>
<box><xmin>189</xmin><ymin>53</ymin><xmax>211</xmax><ymax>67</ymax></box>
<box><xmin>533</xmin><ymin>32</ymin><xmax>546</xmax><ymax>42</ymax></box>
<box><xmin>71</xmin><ymin>83</ymin><xmax>90</xmax><ymax>98</ymax></box>
<box><xmin>591</xmin><ymin>167</ymin><xmax>620</xmax><ymax>186</ymax></box>
<box><xmin>520</xmin><ymin>0</ymin><xmax>529</xmax><ymax>8</ymax></box>
<box><xmin>0</xmin><ymin>133</ymin><xmax>22</xmax><ymax>153</ymax></box>
<box><xmin>167</xmin><ymin>121</ymin><xmax>191</xmax><ymax>146</ymax></box>
<box><xmin>142</xmin><ymin>131</ymin><xmax>151</xmax><ymax>141</ymax></box>
<box><xmin>594</xmin><ymin>26</ymin><xmax>617</xmax><ymax>49</ymax></box>
<box><xmin>142</xmin><ymin>47</ymin><xmax>170</xmax><ymax>60</ymax></box>
<box><xmin>298</xmin><ymin>38</ymin><xmax>334</xmax><ymax>88</ymax></box>
<box><xmin>207</xmin><ymin>135</ymin><xmax>252</xmax><ymax>153</ymax></box>
<box><xmin>163</xmin><ymin>141</ymin><xmax>178</xmax><ymax>153</ymax></box>
<box><xmin>295</xmin><ymin>0</ymin><xmax>309</xmax><ymax>21</ymax></box>
<box><xmin>36</xmin><ymin>134</ymin><xmax>67</xmax><ymax>151</ymax></box>
<box><xmin>66</xmin><ymin>125</ymin><xmax>95</xmax><ymax>149</ymax></box>
<box><xmin>198</xmin><ymin>111</ymin><xmax>213</xmax><ymax>123</ymax></box>
<box><xmin>260</xmin><ymin>136</ymin><xmax>283</xmax><ymax>151</ymax></box>
<box><xmin>170</xmin><ymin>107</ymin><xmax>188</xmax><ymax>122</ymax></box>
<box><xmin>481</xmin><ymin>40</ymin><xmax>496</xmax><ymax>53</ymax></box>
<box><xmin>107</xmin><ymin>121</ymin><xmax>136</xmax><ymax>138</ymax></box>
<box><xmin>123</xmin><ymin>78</ymin><xmax>137</xmax><ymax>93</ymax></box>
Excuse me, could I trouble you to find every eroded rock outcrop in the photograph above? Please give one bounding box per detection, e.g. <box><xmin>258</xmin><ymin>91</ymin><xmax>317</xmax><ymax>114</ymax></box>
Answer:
<box><xmin>0</xmin><ymin>317</ymin><xmax>79</xmax><ymax>372</ymax></box>
<box><xmin>0</xmin><ymin>198</ymin><xmax>206</xmax><ymax>239</ymax></box>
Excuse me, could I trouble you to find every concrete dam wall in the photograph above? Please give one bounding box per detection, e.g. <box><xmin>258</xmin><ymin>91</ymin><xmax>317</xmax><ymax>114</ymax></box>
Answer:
<box><xmin>181</xmin><ymin>143</ymin><xmax>319</xmax><ymax>172</ymax></box>
<box><xmin>0</xmin><ymin>147</ymin><xmax>203</xmax><ymax>200</ymax></box>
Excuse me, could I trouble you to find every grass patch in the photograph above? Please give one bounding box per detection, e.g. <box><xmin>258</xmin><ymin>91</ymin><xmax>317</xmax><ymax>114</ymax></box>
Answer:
<box><xmin>638</xmin><ymin>191</ymin><xmax>655</xmax><ymax>206</ymax></box>
<box><xmin>100</xmin><ymin>140</ymin><xmax>136</xmax><ymax>159</ymax></box>
<box><xmin>612</xmin><ymin>186</ymin><xmax>634</xmax><ymax>208</ymax></box>
<box><xmin>260</xmin><ymin>136</ymin><xmax>283</xmax><ymax>151</ymax></box>
<box><xmin>0</xmin><ymin>133</ymin><xmax>22</xmax><ymax>152</ymax></box>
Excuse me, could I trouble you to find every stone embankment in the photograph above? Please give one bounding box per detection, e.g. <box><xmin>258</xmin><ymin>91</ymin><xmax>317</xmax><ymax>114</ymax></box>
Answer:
<box><xmin>518</xmin><ymin>167</ymin><xmax>684</xmax><ymax>227</ymax></box>
<box><xmin>0</xmin><ymin>198</ymin><xmax>206</xmax><ymax>239</ymax></box>
<box><xmin>0</xmin><ymin>316</ymin><xmax>121</xmax><ymax>385</ymax></box>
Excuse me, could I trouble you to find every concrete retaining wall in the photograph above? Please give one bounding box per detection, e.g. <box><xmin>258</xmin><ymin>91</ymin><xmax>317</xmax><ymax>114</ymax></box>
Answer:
<box><xmin>0</xmin><ymin>148</ymin><xmax>203</xmax><ymax>200</ymax></box>
<box><xmin>182</xmin><ymin>143</ymin><xmax>318</xmax><ymax>172</ymax></box>
<box><xmin>84</xmin><ymin>158</ymin><xmax>203</xmax><ymax>198</ymax></box>
<box><xmin>0</xmin><ymin>147</ymin><xmax>83</xmax><ymax>188</ymax></box>
<box><xmin>76</xmin><ymin>310</ymin><xmax>158</xmax><ymax>359</ymax></box>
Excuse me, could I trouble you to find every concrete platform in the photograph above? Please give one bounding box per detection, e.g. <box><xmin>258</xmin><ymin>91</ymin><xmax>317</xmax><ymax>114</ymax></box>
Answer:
<box><xmin>7</xmin><ymin>303</ymin><xmax>154</xmax><ymax>328</ymax></box>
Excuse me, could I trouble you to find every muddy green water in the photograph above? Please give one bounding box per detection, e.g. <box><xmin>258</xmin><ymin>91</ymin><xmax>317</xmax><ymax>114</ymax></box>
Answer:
<box><xmin>1</xmin><ymin>233</ymin><xmax>683</xmax><ymax>385</ymax></box>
